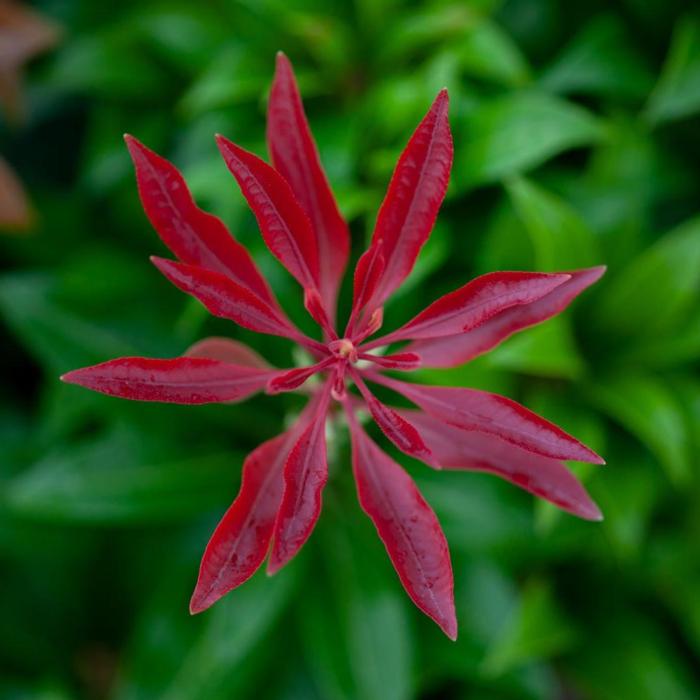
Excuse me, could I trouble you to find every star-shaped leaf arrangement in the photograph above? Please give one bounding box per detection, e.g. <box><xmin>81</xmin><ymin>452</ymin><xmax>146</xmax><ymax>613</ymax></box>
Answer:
<box><xmin>62</xmin><ymin>53</ymin><xmax>606</xmax><ymax>640</ymax></box>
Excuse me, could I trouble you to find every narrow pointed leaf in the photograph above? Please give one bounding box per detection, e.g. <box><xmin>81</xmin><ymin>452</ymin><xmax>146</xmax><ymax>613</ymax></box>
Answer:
<box><xmin>185</xmin><ymin>337</ymin><xmax>272</xmax><ymax>369</ymax></box>
<box><xmin>371</xmin><ymin>374</ymin><xmax>604</xmax><ymax>464</ymax></box>
<box><xmin>190</xmin><ymin>396</ymin><xmax>322</xmax><ymax>613</ymax></box>
<box><xmin>351</xmin><ymin>242</ymin><xmax>386</xmax><ymax>317</ymax></box>
<box><xmin>359</xmin><ymin>352</ymin><xmax>422</xmax><ymax>371</ymax></box>
<box><xmin>61</xmin><ymin>356</ymin><xmax>273</xmax><ymax>404</ymax></box>
<box><xmin>189</xmin><ymin>432</ymin><xmax>291</xmax><ymax>613</ymax></box>
<box><xmin>402</xmin><ymin>409</ymin><xmax>602</xmax><ymax>520</ymax></box>
<box><xmin>267</xmin><ymin>357</ymin><xmax>334</xmax><ymax>395</ymax></box>
<box><xmin>368</xmin><ymin>271</ymin><xmax>570</xmax><ymax>346</ymax></box>
<box><xmin>304</xmin><ymin>287</ymin><xmax>336</xmax><ymax>338</ymax></box>
<box><xmin>269</xmin><ymin>387</ymin><xmax>331</xmax><ymax>573</ymax></box>
<box><xmin>369</xmin><ymin>90</ymin><xmax>452</xmax><ymax>307</ymax></box>
<box><xmin>216</xmin><ymin>135</ymin><xmax>321</xmax><ymax>292</ymax></box>
<box><xmin>353</xmin><ymin>370</ymin><xmax>436</xmax><ymax>466</ymax></box>
<box><xmin>407</xmin><ymin>266</ymin><xmax>605</xmax><ymax>367</ymax></box>
<box><xmin>347</xmin><ymin>411</ymin><xmax>457</xmax><ymax>639</ymax></box>
<box><xmin>267</xmin><ymin>52</ymin><xmax>349</xmax><ymax>312</ymax></box>
<box><xmin>125</xmin><ymin>135</ymin><xmax>276</xmax><ymax>306</ymax></box>
<box><xmin>151</xmin><ymin>257</ymin><xmax>301</xmax><ymax>341</ymax></box>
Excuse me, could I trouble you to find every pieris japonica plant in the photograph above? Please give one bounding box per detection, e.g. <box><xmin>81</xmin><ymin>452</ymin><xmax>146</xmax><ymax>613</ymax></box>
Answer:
<box><xmin>62</xmin><ymin>53</ymin><xmax>605</xmax><ymax>640</ymax></box>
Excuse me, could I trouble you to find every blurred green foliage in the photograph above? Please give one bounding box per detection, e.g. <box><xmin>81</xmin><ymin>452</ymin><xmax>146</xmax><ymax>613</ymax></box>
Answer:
<box><xmin>1</xmin><ymin>0</ymin><xmax>700</xmax><ymax>698</ymax></box>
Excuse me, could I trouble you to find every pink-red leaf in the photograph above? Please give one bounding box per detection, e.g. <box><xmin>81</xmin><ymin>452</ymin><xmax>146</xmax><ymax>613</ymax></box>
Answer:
<box><xmin>124</xmin><ymin>135</ymin><xmax>276</xmax><ymax>306</ymax></box>
<box><xmin>402</xmin><ymin>409</ymin><xmax>602</xmax><ymax>520</ymax></box>
<box><xmin>369</xmin><ymin>90</ymin><xmax>452</xmax><ymax>307</ymax></box>
<box><xmin>151</xmin><ymin>257</ymin><xmax>303</xmax><ymax>341</ymax></box>
<box><xmin>371</xmin><ymin>374</ymin><xmax>604</xmax><ymax>464</ymax></box>
<box><xmin>266</xmin><ymin>357</ymin><xmax>334</xmax><ymax>395</ymax></box>
<box><xmin>268</xmin><ymin>385</ymin><xmax>331</xmax><ymax>573</ymax></box>
<box><xmin>184</xmin><ymin>337</ymin><xmax>272</xmax><ymax>369</ymax></box>
<box><xmin>408</xmin><ymin>266</ymin><xmax>606</xmax><ymax>368</ymax></box>
<box><xmin>366</xmin><ymin>271</ymin><xmax>570</xmax><ymax>347</ymax></box>
<box><xmin>216</xmin><ymin>135</ymin><xmax>320</xmax><ymax>292</ymax></box>
<box><xmin>61</xmin><ymin>356</ymin><xmax>273</xmax><ymax>404</ymax></box>
<box><xmin>352</xmin><ymin>370</ymin><xmax>436</xmax><ymax>466</ymax></box>
<box><xmin>190</xmin><ymin>395</ymin><xmax>321</xmax><ymax>613</ymax></box>
<box><xmin>358</xmin><ymin>352</ymin><xmax>421</xmax><ymax>371</ymax></box>
<box><xmin>346</xmin><ymin>409</ymin><xmax>457</xmax><ymax>639</ymax></box>
<box><xmin>267</xmin><ymin>52</ymin><xmax>349</xmax><ymax>314</ymax></box>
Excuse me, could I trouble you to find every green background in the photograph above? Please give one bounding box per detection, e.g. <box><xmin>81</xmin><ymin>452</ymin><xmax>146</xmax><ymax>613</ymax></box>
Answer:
<box><xmin>2</xmin><ymin>0</ymin><xmax>700</xmax><ymax>698</ymax></box>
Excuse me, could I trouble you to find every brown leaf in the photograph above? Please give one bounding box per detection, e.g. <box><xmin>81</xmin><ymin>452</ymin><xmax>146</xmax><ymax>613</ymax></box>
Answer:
<box><xmin>0</xmin><ymin>0</ymin><xmax>60</xmax><ymax>122</ymax></box>
<box><xmin>0</xmin><ymin>155</ymin><xmax>33</xmax><ymax>231</ymax></box>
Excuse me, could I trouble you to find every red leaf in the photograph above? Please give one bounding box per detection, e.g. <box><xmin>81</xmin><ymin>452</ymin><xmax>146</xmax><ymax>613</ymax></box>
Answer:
<box><xmin>268</xmin><ymin>385</ymin><xmax>331</xmax><ymax>573</ymax></box>
<box><xmin>370</xmin><ymin>374</ymin><xmax>604</xmax><ymax>464</ymax></box>
<box><xmin>184</xmin><ymin>337</ymin><xmax>272</xmax><ymax>369</ymax></box>
<box><xmin>189</xmin><ymin>431</ymin><xmax>291</xmax><ymax>613</ymax></box>
<box><xmin>365</xmin><ymin>271</ymin><xmax>570</xmax><ymax>347</ymax></box>
<box><xmin>352</xmin><ymin>370</ymin><xmax>436</xmax><ymax>466</ymax></box>
<box><xmin>61</xmin><ymin>356</ymin><xmax>273</xmax><ymax>404</ymax></box>
<box><xmin>402</xmin><ymin>409</ymin><xmax>602</xmax><ymax>520</ymax></box>
<box><xmin>266</xmin><ymin>357</ymin><xmax>334</xmax><ymax>394</ymax></box>
<box><xmin>408</xmin><ymin>266</ymin><xmax>606</xmax><ymax>367</ymax></box>
<box><xmin>216</xmin><ymin>135</ymin><xmax>320</xmax><ymax>293</ymax></box>
<box><xmin>346</xmin><ymin>408</ymin><xmax>457</xmax><ymax>639</ymax></box>
<box><xmin>190</xmin><ymin>395</ymin><xmax>322</xmax><ymax>612</ymax></box>
<box><xmin>267</xmin><ymin>52</ymin><xmax>349</xmax><ymax>315</ymax></box>
<box><xmin>151</xmin><ymin>257</ymin><xmax>305</xmax><ymax>342</ymax></box>
<box><xmin>368</xmin><ymin>90</ymin><xmax>452</xmax><ymax>307</ymax></box>
<box><xmin>124</xmin><ymin>135</ymin><xmax>276</xmax><ymax>306</ymax></box>
<box><xmin>304</xmin><ymin>287</ymin><xmax>336</xmax><ymax>339</ymax></box>
<box><xmin>358</xmin><ymin>352</ymin><xmax>421</xmax><ymax>371</ymax></box>
<box><xmin>347</xmin><ymin>241</ymin><xmax>385</xmax><ymax>334</ymax></box>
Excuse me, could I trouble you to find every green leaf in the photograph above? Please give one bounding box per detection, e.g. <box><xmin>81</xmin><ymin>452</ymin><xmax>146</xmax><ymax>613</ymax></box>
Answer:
<box><xmin>5</xmin><ymin>426</ymin><xmax>240</xmax><ymax>523</ymax></box>
<box><xmin>457</xmin><ymin>19</ymin><xmax>531</xmax><ymax>87</ymax></box>
<box><xmin>567</xmin><ymin>616</ymin><xmax>697</xmax><ymax>700</ymax></box>
<box><xmin>0</xmin><ymin>274</ymin><xmax>140</xmax><ymax>373</ymax></box>
<box><xmin>170</xmin><ymin>571</ymin><xmax>297</xmax><ymax>699</ymax></box>
<box><xmin>46</xmin><ymin>32</ymin><xmax>167</xmax><ymax>98</ymax></box>
<box><xmin>454</xmin><ymin>93</ymin><xmax>604</xmax><ymax>189</ymax></box>
<box><xmin>485</xmin><ymin>316</ymin><xmax>585</xmax><ymax>380</ymax></box>
<box><xmin>179</xmin><ymin>46</ymin><xmax>271</xmax><ymax>117</ymax></box>
<box><xmin>481</xmin><ymin>580</ymin><xmax>577</xmax><ymax>676</ymax></box>
<box><xmin>300</xmin><ymin>505</ymin><xmax>413</xmax><ymax>700</ymax></box>
<box><xmin>646</xmin><ymin>16</ymin><xmax>700</xmax><ymax>125</ymax></box>
<box><xmin>162</xmin><ymin>568</ymin><xmax>297</xmax><ymax>700</ymax></box>
<box><xmin>506</xmin><ymin>176</ymin><xmax>599</xmax><ymax>269</ymax></box>
<box><xmin>588</xmin><ymin>374</ymin><xmax>692</xmax><ymax>484</ymax></box>
<box><xmin>539</xmin><ymin>15</ymin><xmax>654</xmax><ymax>99</ymax></box>
<box><xmin>376</xmin><ymin>4</ymin><xmax>479</xmax><ymax>64</ymax></box>
<box><xmin>595</xmin><ymin>216</ymin><xmax>700</xmax><ymax>340</ymax></box>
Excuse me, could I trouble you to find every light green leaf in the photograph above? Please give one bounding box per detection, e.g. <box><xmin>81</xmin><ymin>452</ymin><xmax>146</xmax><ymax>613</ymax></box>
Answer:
<box><xmin>595</xmin><ymin>216</ymin><xmax>700</xmax><ymax>339</ymax></box>
<box><xmin>588</xmin><ymin>374</ymin><xmax>691</xmax><ymax>484</ymax></box>
<box><xmin>486</xmin><ymin>316</ymin><xmax>585</xmax><ymax>380</ymax></box>
<box><xmin>506</xmin><ymin>176</ymin><xmax>599</xmax><ymax>269</ymax></box>
<box><xmin>457</xmin><ymin>19</ymin><xmax>531</xmax><ymax>87</ymax></box>
<box><xmin>646</xmin><ymin>16</ymin><xmax>700</xmax><ymax>125</ymax></box>
<box><xmin>179</xmin><ymin>46</ymin><xmax>270</xmax><ymax>117</ymax></box>
<box><xmin>0</xmin><ymin>274</ymin><xmax>140</xmax><ymax>373</ymax></box>
<box><xmin>160</xmin><ymin>568</ymin><xmax>298</xmax><ymax>700</ymax></box>
<box><xmin>482</xmin><ymin>580</ymin><xmax>577</xmax><ymax>676</ymax></box>
<box><xmin>540</xmin><ymin>15</ymin><xmax>654</xmax><ymax>99</ymax></box>
<box><xmin>6</xmin><ymin>427</ymin><xmax>240</xmax><ymax>523</ymax></box>
<box><xmin>300</xmin><ymin>509</ymin><xmax>413</xmax><ymax>700</ymax></box>
<box><xmin>454</xmin><ymin>93</ymin><xmax>604</xmax><ymax>189</ymax></box>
